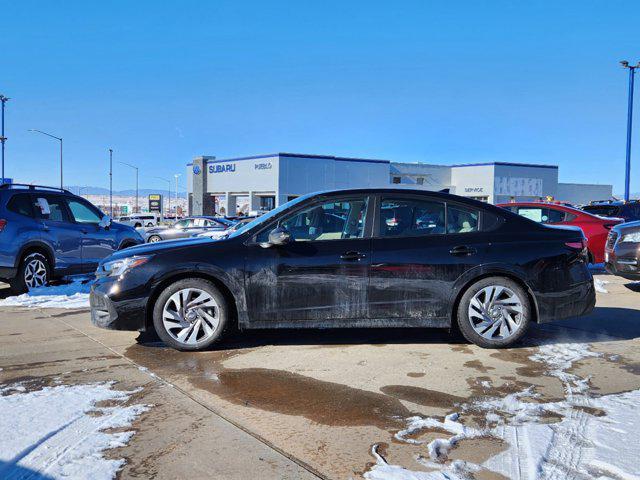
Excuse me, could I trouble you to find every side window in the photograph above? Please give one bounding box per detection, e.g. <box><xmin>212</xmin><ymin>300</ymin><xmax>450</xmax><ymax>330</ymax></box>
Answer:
<box><xmin>39</xmin><ymin>195</ymin><xmax>70</xmax><ymax>223</ymax></box>
<box><xmin>546</xmin><ymin>208</ymin><xmax>566</xmax><ymax>224</ymax></box>
<box><xmin>276</xmin><ymin>198</ymin><xmax>369</xmax><ymax>242</ymax></box>
<box><xmin>193</xmin><ymin>218</ymin><xmax>207</xmax><ymax>227</ymax></box>
<box><xmin>517</xmin><ymin>207</ymin><xmax>544</xmax><ymax>223</ymax></box>
<box><xmin>447</xmin><ymin>204</ymin><xmax>479</xmax><ymax>233</ymax></box>
<box><xmin>7</xmin><ymin>194</ymin><xmax>35</xmax><ymax>217</ymax></box>
<box><xmin>174</xmin><ymin>219</ymin><xmax>190</xmax><ymax>228</ymax></box>
<box><xmin>379</xmin><ymin>198</ymin><xmax>445</xmax><ymax>237</ymax></box>
<box><xmin>67</xmin><ymin>199</ymin><xmax>102</xmax><ymax>224</ymax></box>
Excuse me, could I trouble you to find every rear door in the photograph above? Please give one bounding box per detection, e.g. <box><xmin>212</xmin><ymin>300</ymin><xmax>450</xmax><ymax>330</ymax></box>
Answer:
<box><xmin>368</xmin><ymin>195</ymin><xmax>487</xmax><ymax>323</ymax></box>
<box><xmin>244</xmin><ymin>195</ymin><xmax>372</xmax><ymax>325</ymax></box>
<box><xmin>65</xmin><ymin>197</ymin><xmax>118</xmax><ymax>272</ymax></box>
<box><xmin>36</xmin><ymin>194</ymin><xmax>84</xmax><ymax>275</ymax></box>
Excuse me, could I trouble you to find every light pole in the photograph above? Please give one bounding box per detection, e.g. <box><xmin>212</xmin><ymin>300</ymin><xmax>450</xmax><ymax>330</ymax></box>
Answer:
<box><xmin>29</xmin><ymin>129</ymin><xmax>63</xmax><ymax>189</ymax></box>
<box><xmin>154</xmin><ymin>176</ymin><xmax>171</xmax><ymax>221</ymax></box>
<box><xmin>119</xmin><ymin>162</ymin><xmax>139</xmax><ymax>213</ymax></box>
<box><xmin>621</xmin><ymin>60</ymin><xmax>639</xmax><ymax>202</ymax></box>
<box><xmin>109</xmin><ymin>149</ymin><xmax>113</xmax><ymax>218</ymax></box>
<box><xmin>174</xmin><ymin>174</ymin><xmax>181</xmax><ymax>218</ymax></box>
<box><xmin>0</xmin><ymin>95</ymin><xmax>9</xmax><ymax>185</ymax></box>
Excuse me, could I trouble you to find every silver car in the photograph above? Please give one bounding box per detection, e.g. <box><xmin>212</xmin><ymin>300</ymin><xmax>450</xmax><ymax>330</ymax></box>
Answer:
<box><xmin>145</xmin><ymin>216</ymin><xmax>233</xmax><ymax>243</ymax></box>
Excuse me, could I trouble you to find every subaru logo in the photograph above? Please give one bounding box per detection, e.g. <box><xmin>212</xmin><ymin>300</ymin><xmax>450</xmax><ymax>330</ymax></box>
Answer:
<box><xmin>193</xmin><ymin>165</ymin><xmax>201</xmax><ymax>175</ymax></box>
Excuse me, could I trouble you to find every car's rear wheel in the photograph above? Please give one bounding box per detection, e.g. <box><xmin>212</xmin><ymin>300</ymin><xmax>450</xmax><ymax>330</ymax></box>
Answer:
<box><xmin>148</xmin><ymin>235</ymin><xmax>162</xmax><ymax>243</ymax></box>
<box><xmin>152</xmin><ymin>278</ymin><xmax>229</xmax><ymax>351</ymax></box>
<box><xmin>456</xmin><ymin>276</ymin><xmax>531</xmax><ymax>348</ymax></box>
<box><xmin>10</xmin><ymin>252</ymin><xmax>51</xmax><ymax>294</ymax></box>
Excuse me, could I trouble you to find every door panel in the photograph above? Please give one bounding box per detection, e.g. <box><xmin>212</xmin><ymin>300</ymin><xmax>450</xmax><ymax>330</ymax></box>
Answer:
<box><xmin>244</xmin><ymin>196</ymin><xmax>372</xmax><ymax>326</ymax></box>
<box><xmin>36</xmin><ymin>195</ymin><xmax>84</xmax><ymax>275</ymax></box>
<box><xmin>369</xmin><ymin>197</ymin><xmax>486</xmax><ymax>322</ymax></box>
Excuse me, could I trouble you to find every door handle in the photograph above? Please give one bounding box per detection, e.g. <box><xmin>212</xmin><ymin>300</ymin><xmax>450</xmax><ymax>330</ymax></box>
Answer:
<box><xmin>450</xmin><ymin>245</ymin><xmax>476</xmax><ymax>256</ymax></box>
<box><xmin>340</xmin><ymin>251</ymin><xmax>367</xmax><ymax>261</ymax></box>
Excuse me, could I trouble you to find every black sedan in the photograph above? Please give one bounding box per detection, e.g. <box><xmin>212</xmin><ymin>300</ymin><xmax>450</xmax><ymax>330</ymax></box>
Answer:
<box><xmin>90</xmin><ymin>188</ymin><xmax>595</xmax><ymax>350</ymax></box>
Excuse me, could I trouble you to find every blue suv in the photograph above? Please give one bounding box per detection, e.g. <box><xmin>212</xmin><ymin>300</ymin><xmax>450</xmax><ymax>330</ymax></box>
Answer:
<box><xmin>0</xmin><ymin>184</ymin><xmax>144</xmax><ymax>292</ymax></box>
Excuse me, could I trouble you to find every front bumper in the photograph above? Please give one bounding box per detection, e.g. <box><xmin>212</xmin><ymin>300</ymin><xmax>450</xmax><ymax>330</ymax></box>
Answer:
<box><xmin>605</xmin><ymin>244</ymin><xmax>640</xmax><ymax>280</ymax></box>
<box><xmin>90</xmin><ymin>276</ymin><xmax>148</xmax><ymax>331</ymax></box>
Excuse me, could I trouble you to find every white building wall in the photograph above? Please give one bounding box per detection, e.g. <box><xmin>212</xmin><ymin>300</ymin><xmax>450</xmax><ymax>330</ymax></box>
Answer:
<box><xmin>389</xmin><ymin>163</ymin><xmax>452</xmax><ymax>191</ymax></box>
<box><xmin>450</xmin><ymin>165</ymin><xmax>496</xmax><ymax>201</ymax></box>
<box><xmin>557</xmin><ymin>183</ymin><xmax>613</xmax><ymax>205</ymax></box>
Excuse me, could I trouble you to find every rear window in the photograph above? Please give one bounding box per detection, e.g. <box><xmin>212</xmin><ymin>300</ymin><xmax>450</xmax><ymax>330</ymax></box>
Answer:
<box><xmin>7</xmin><ymin>194</ymin><xmax>35</xmax><ymax>217</ymax></box>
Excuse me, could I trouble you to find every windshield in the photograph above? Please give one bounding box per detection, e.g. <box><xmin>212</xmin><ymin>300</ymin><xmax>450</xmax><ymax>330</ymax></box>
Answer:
<box><xmin>227</xmin><ymin>193</ymin><xmax>316</xmax><ymax>239</ymax></box>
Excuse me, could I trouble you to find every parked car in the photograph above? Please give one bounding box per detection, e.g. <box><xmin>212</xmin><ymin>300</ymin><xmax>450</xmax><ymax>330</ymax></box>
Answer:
<box><xmin>194</xmin><ymin>217</ymin><xmax>254</xmax><ymax>240</ymax></box>
<box><xmin>581</xmin><ymin>200</ymin><xmax>640</xmax><ymax>223</ymax></box>
<box><xmin>497</xmin><ymin>202</ymin><xmax>623</xmax><ymax>263</ymax></box>
<box><xmin>144</xmin><ymin>216</ymin><xmax>234</xmax><ymax>243</ymax></box>
<box><xmin>117</xmin><ymin>214</ymin><xmax>160</xmax><ymax>228</ymax></box>
<box><xmin>605</xmin><ymin>221</ymin><xmax>640</xmax><ymax>280</ymax></box>
<box><xmin>90</xmin><ymin>188</ymin><xmax>595</xmax><ymax>351</ymax></box>
<box><xmin>0</xmin><ymin>184</ymin><xmax>143</xmax><ymax>292</ymax></box>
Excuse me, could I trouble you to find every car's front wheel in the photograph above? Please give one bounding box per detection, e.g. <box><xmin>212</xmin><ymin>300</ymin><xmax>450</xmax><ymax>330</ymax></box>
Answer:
<box><xmin>152</xmin><ymin>278</ymin><xmax>229</xmax><ymax>351</ymax></box>
<box><xmin>456</xmin><ymin>276</ymin><xmax>531</xmax><ymax>348</ymax></box>
<box><xmin>10</xmin><ymin>252</ymin><xmax>51</xmax><ymax>293</ymax></box>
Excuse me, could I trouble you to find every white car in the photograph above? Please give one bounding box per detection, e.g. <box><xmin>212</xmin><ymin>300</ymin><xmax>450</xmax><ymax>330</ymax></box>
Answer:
<box><xmin>116</xmin><ymin>214</ymin><xmax>160</xmax><ymax>228</ymax></box>
<box><xmin>194</xmin><ymin>217</ymin><xmax>255</xmax><ymax>240</ymax></box>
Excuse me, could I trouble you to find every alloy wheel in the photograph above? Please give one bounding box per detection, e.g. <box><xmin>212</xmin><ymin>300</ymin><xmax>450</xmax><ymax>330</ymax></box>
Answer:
<box><xmin>468</xmin><ymin>285</ymin><xmax>523</xmax><ymax>340</ymax></box>
<box><xmin>24</xmin><ymin>258</ymin><xmax>47</xmax><ymax>289</ymax></box>
<box><xmin>162</xmin><ymin>288</ymin><xmax>220</xmax><ymax>345</ymax></box>
<box><xmin>149</xmin><ymin>236</ymin><xmax>162</xmax><ymax>243</ymax></box>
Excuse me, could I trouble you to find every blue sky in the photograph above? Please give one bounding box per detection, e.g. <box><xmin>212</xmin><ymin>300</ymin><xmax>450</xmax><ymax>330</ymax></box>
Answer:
<box><xmin>1</xmin><ymin>0</ymin><xmax>639</xmax><ymax>194</ymax></box>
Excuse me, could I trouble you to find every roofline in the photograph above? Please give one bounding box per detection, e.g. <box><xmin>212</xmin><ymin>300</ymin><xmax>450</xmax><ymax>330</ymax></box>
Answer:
<box><xmin>187</xmin><ymin>152</ymin><xmax>390</xmax><ymax>166</ymax></box>
<box><xmin>452</xmin><ymin>162</ymin><xmax>558</xmax><ymax>169</ymax></box>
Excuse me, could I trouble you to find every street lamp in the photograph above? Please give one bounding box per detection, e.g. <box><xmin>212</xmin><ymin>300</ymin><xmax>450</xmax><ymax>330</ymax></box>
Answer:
<box><xmin>0</xmin><ymin>94</ymin><xmax>9</xmax><ymax>185</ymax></box>
<box><xmin>29</xmin><ymin>129</ymin><xmax>63</xmax><ymax>189</ymax></box>
<box><xmin>174</xmin><ymin>174</ymin><xmax>182</xmax><ymax>218</ymax></box>
<box><xmin>154</xmin><ymin>176</ymin><xmax>171</xmax><ymax>221</ymax></box>
<box><xmin>621</xmin><ymin>60</ymin><xmax>640</xmax><ymax>202</ymax></box>
<box><xmin>109</xmin><ymin>149</ymin><xmax>113</xmax><ymax>218</ymax></box>
<box><xmin>119</xmin><ymin>161</ymin><xmax>139</xmax><ymax>213</ymax></box>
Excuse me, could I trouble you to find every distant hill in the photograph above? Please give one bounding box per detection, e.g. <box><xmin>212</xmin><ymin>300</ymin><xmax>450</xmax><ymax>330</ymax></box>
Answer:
<box><xmin>65</xmin><ymin>186</ymin><xmax>187</xmax><ymax>198</ymax></box>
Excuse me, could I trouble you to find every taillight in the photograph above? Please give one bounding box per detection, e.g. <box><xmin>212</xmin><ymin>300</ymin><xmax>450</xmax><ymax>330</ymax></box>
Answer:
<box><xmin>565</xmin><ymin>238</ymin><xmax>587</xmax><ymax>250</ymax></box>
<box><xmin>0</xmin><ymin>219</ymin><xmax>6</xmax><ymax>232</ymax></box>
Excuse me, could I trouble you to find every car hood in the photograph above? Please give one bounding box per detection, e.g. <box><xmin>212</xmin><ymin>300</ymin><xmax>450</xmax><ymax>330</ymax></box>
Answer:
<box><xmin>102</xmin><ymin>236</ymin><xmax>217</xmax><ymax>263</ymax></box>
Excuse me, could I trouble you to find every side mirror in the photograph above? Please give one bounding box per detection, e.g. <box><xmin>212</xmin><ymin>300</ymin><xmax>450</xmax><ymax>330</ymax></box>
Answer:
<box><xmin>36</xmin><ymin>197</ymin><xmax>51</xmax><ymax>216</ymax></box>
<box><xmin>99</xmin><ymin>215</ymin><xmax>112</xmax><ymax>229</ymax></box>
<box><xmin>261</xmin><ymin>226</ymin><xmax>291</xmax><ymax>247</ymax></box>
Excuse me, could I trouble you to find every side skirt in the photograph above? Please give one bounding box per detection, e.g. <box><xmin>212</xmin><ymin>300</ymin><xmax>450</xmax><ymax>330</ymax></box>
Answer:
<box><xmin>243</xmin><ymin>317</ymin><xmax>451</xmax><ymax>330</ymax></box>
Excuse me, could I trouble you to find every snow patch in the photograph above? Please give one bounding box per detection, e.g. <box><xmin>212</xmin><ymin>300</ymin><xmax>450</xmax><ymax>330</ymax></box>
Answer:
<box><xmin>594</xmin><ymin>278</ymin><xmax>609</xmax><ymax>294</ymax></box>
<box><xmin>0</xmin><ymin>277</ymin><xmax>92</xmax><ymax>309</ymax></box>
<box><xmin>0</xmin><ymin>382</ymin><xmax>150</xmax><ymax>479</ymax></box>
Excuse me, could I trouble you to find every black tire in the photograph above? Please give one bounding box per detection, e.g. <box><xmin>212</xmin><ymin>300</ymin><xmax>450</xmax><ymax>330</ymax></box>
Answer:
<box><xmin>456</xmin><ymin>276</ymin><xmax>532</xmax><ymax>348</ymax></box>
<box><xmin>10</xmin><ymin>252</ymin><xmax>51</xmax><ymax>294</ymax></box>
<box><xmin>148</xmin><ymin>235</ymin><xmax>162</xmax><ymax>243</ymax></box>
<box><xmin>152</xmin><ymin>278</ymin><xmax>230</xmax><ymax>351</ymax></box>
<box><xmin>134</xmin><ymin>222</ymin><xmax>142</xmax><ymax>228</ymax></box>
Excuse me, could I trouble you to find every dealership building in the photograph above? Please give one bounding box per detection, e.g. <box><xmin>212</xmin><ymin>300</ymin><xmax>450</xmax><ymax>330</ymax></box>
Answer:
<box><xmin>187</xmin><ymin>152</ymin><xmax>612</xmax><ymax>216</ymax></box>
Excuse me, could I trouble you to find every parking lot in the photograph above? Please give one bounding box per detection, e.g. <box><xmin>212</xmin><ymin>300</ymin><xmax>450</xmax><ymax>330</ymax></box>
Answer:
<box><xmin>1</xmin><ymin>271</ymin><xmax>639</xmax><ymax>479</ymax></box>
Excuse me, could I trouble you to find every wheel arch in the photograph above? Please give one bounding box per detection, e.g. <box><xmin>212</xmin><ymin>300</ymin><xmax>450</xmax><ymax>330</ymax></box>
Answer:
<box><xmin>15</xmin><ymin>241</ymin><xmax>55</xmax><ymax>271</ymax></box>
<box><xmin>450</xmin><ymin>268</ymin><xmax>540</xmax><ymax>325</ymax></box>
<box><xmin>144</xmin><ymin>269</ymin><xmax>242</xmax><ymax>332</ymax></box>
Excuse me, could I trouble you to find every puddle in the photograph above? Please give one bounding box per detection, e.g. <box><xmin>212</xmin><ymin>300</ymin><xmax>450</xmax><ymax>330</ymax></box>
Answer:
<box><xmin>125</xmin><ymin>344</ymin><xmax>413</xmax><ymax>429</ymax></box>
<box><xmin>406</xmin><ymin>372</ymin><xmax>425</xmax><ymax>378</ymax></box>
<box><xmin>489</xmin><ymin>348</ymin><xmax>546</xmax><ymax>377</ymax></box>
<box><xmin>464</xmin><ymin>359</ymin><xmax>495</xmax><ymax>373</ymax></box>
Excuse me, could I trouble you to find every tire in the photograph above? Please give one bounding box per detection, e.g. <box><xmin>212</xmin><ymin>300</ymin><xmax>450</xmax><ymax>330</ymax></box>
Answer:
<box><xmin>134</xmin><ymin>223</ymin><xmax>142</xmax><ymax>228</ymax></box>
<box><xmin>456</xmin><ymin>276</ymin><xmax>531</xmax><ymax>348</ymax></box>
<box><xmin>152</xmin><ymin>278</ymin><xmax>230</xmax><ymax>351</ymax></box>
<box><xmin>10</xmin><ymin>252</ymin><xmax>51</xmax><ymax>294</ymax></box>
<box><xmin>148</xmin><ymin>235</ymin><xmax>162</xmax><ymax>243</ymax></box>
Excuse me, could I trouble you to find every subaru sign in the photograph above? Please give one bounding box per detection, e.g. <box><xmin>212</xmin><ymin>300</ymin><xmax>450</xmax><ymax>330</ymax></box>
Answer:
<box><xmin>193</xmin><ymin>165</ymin><xmax>201</xmax><ymax>175</ymax></box>
<box><xmin>209</xmin><ymin>163</ymin><xmax>236</xmax><ymax>174</ymax></box>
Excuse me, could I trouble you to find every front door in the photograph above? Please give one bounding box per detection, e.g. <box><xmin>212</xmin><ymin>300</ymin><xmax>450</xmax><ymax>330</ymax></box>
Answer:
<box><xmin>244</xmin><ymin>196</ymin><xmax>372</xmax><ymax>326</ymax></box>
<box><xmin>36</xmin><ymin>194</ymin><xmax>84</xmax><ymax>276</ymax></box>
<box><xmin>368</xmin><ymin>195</ymin><xmax>486</xmax><ymax>324</ymax></box>
<box><xmin>65</xmin><ymin>197</ymin><xmax>118</xmax><ymax>272</ymax></box>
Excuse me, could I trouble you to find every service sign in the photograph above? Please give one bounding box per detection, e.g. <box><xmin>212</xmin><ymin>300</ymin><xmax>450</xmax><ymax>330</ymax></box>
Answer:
<box><xmin>148</xmin><ymin>194</ymin><xmax>162</xmax><ymax>212</ymax></box>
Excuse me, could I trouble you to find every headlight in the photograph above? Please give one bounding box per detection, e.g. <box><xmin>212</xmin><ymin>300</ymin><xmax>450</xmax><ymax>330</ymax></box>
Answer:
<box><xmin>620</xmin><ymin>231</ymin><xmax>640</xmax><ymax>243</ymax></box>
<box><xmin>97</xmin><ymin>255</ymin><xmax>152</xmax><ymax>278</ymax></box>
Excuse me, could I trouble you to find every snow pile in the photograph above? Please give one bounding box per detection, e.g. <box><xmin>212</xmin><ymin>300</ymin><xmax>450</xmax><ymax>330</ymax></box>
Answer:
<box><xmin>0</xmin><ymin>382</ymin><xmax>150</xmax><ymax>479</ymax></box>
<box><xmin>594</xmin><ymin>278</ymin><xmax>609</xmax><ymax>294</ymax></box>
<box><xmin>367</xmin><ymin>341</ymin><xmax>640</xmax><ymax>479</ymax></box>
<box><xmin>0</xmin><ymin>277</ymin><xmax>92</xmax><ymax>309</ymax></box>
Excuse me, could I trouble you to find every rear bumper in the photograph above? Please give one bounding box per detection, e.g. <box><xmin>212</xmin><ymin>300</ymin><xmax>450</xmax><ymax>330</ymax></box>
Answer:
<box><xmin>90</xmin><ymin>277</ymin><xmax>148</xmax><ymax>331</ymax></box>
<box><xmin>535</xmin><ymin>279</ymin><xmax>596</xmax><ymax>323</ymax></box>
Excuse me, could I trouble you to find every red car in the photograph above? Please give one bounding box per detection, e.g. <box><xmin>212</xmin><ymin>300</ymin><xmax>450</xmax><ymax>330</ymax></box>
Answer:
<box><xmin>497</xmin><ymin>202</ymin><xmax>623</xmax><ymax>264</ymax></box>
